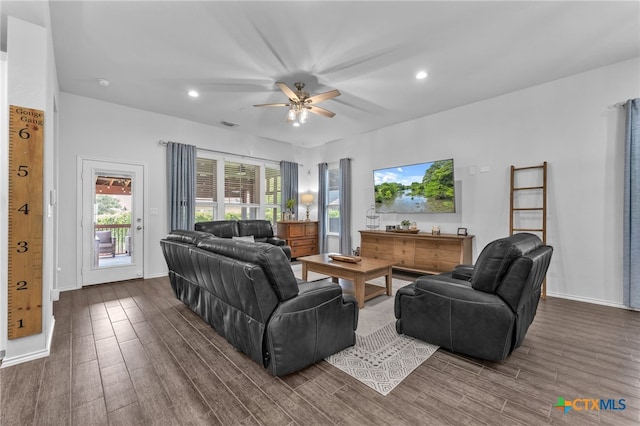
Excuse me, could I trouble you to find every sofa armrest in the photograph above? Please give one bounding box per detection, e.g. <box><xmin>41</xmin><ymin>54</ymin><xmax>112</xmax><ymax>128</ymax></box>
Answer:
<box><xmin>277</xmin><ymin>280</ymin><xmax>347</xmax><ymax>312</ymax></box>
<box><xmin>280</xmin><ymin>245</ymin><xmax>292</xmax><ymax>260</ymax></box>
<box><xmin>266</xmin><ymin>236</ymin><xmax>286</xmax><ymax>246</ymax></box>
<box><xmin>414</xmin><ymin>275</ymin><xmax>495</xmax><ymax>303</ymax></box>
<box><xmin>451</xmin><ymin>264</ymin><xmax>474</xmax><ymax>281</ymax></box>
<box><xmin>264</xmin><ymin>280</ymin><xmax>357</xmax><ymax>376</ymax></box>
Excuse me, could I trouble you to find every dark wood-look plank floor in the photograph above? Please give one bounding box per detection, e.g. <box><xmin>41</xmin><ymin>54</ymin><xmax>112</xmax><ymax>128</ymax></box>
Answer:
<box><xmin>1</xmin><ymin>274</ymin><xmax>639</xmax><ymax>425</ymax></box>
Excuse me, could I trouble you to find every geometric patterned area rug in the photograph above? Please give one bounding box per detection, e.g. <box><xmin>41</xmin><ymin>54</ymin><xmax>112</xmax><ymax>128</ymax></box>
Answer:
<box><xmin>324</xmin><ymin>322</ymin><xmax>438</xmax><ymax>396</ymax></box>
<box><xmin>291</xmin><ymin>264</ymin><xmax>439</xmax><ymax>396</ymax></box>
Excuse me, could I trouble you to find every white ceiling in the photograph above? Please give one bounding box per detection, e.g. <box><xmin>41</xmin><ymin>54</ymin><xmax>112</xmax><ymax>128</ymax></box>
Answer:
<box><xmin>5</xmin><ymin>1</ymin><xmax>640</xmax><ymax>147</ymax></box>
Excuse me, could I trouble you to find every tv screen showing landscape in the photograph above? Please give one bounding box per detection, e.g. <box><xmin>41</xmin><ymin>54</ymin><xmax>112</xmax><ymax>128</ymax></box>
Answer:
<box><xmin>374</xmin><ymin>159</ymin><xmax>455</xmax><ymax>213</ymax></box>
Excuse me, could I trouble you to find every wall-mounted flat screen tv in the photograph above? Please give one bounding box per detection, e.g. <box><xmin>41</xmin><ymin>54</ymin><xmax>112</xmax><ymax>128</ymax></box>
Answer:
<box><xmin>373</xmin><ymin>159</ymin><xmax>455</xmax><ymax>213</ymax></box>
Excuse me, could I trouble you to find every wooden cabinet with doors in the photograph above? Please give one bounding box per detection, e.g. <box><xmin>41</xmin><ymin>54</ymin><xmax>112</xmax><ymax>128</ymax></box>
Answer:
<box><xmin>276</xmin><ymin>221</ymin><xmax>319</xmax><ymax>258</ymax></box>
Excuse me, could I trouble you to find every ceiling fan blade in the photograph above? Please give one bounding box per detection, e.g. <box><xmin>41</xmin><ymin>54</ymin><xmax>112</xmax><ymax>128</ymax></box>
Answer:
<box><xmin>306</xmin><ymin>89</ymin><xmax>341</xmax><ymax>104</ymax></box>
<box><xmin>276</xmin><ymin>82</ymin><xmax>300</xmax><ymax>101</ymax></box>
<box><xmin>307</xmin><ymin>105</ymin><xmax>336</xmax><ymax>118</ymax></box>
<box><xmin>253</xmin><ymin>103</ymin><xmax>289</xmax><ymax>107</ymax></box>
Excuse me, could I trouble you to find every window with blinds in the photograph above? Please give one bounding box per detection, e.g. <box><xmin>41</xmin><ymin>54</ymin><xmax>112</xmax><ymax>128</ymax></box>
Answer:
<box><xmin>196</xmin><ymin>158</ymin><xmax>217</xmax><ymax>222</ymax></box>
<box><xmin>328</xmin><ymin>164</ymin><xmax>340</xmax><ymax>234</ymax></box>
<box><xmin>224</xmin><ymin>161</ymin><xmax>259</xmax><ymax>220</ymax></box>
<box><xmin>224</xmin><ymin>162</ymin><xmax>258</xmax><ymax>203</ymax></box>
<box><xmin>195</xmin><ymin>157</ymin><xmax>282</xmax><ymax>224</ymax></box>
<box><xmin>265</xmin><ymin>166</ymin><xmax>281</xmax><ymax>224</ymax></box>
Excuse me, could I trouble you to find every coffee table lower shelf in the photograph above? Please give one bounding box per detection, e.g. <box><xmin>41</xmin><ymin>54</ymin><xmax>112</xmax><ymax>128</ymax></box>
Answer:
<box><xmin>363</xmin><ymin>282</ymin><xmax>389</xmax><ymax>303</ymax></box>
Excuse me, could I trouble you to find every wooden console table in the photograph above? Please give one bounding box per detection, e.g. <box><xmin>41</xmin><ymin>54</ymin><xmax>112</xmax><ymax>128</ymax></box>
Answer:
<box><xmin>359</xmin><ymin>230</ymin><xmax>474</xmax><ymax>274</ymax></box>
<box><xmin>277</xmin><ymin>221</ymin><xmax>318</xmax><ymax>258</ymax></box>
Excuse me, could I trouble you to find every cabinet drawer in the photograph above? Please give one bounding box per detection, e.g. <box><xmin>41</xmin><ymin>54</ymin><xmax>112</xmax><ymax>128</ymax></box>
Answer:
<box><xmin>415</xmin><ymin>239</ymin><xmax>459</xmax><ymax>252</ymax></box>
<box><xmin>304</xmin><ymin>222</ymin><xmax>318</xmax><ymax>236</ymax></box>
<box><xmin>360</xmin><ymin>247</ymin><xmax>394</xmax><ymax>261</ymax></box>
<box><xmin>291</xmin><ymin>245</ymin><xmax>318</xmax><ymax>258</ymax></box>
<box><xmin>393</xmin><ymin>254</ymin><xmax>414</xmax><ymax>268</ymax></box>
<box><xmin>362</xmin><ymin>243</ymin><xmax>393</xmax><ymax>256</ymax></box>
<box><xmin>287</xmin><ymin>224</ymin><xmax>306</xmax><ymax>238</ymax></box>
<box><xmin>394</xmin><ymin>238</ymin><xmax>415</xmax><ymax>248</ymax></box>
<box><xmin>393</xmin><ymin>246</ymin><xmax>415</xmax><ymax>257</ymax></box>
<box><xmin>415</xmin><ymin>248</ymin><xmax>461</xmax><ymax>264</ymax></box>
<box><xmin>289</xmin><ymin>238</ymin><xmax>317</xmax><ymax>247</ymax></box>
<box><xmin>362</xmin><ymin>234</ymin><xmax>394</xmax><ymax>245</ymax></box>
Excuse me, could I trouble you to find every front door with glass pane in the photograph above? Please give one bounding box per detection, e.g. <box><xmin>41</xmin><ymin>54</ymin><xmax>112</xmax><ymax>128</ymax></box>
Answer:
<box><xmin>80</xmin><ymin>159</ymin><xmax>144</xmax><ymax>285</ymax></box>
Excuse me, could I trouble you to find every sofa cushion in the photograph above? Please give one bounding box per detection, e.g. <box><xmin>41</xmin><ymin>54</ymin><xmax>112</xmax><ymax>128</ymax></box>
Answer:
<box><xmin>238</xmin><ymin>220</ymin><xmax>274</xmax><ymax>239</ymax></box>
<box><xmin>197</xmin><ymin>238</ymin><xmax>299</xmax><ymax>301</ymax></box>
<box><xmin>232</xmin><ymin>235</ymin><xmax>255</xmax><ymax>242</ymax></box>
<box><xmin>471</xmin><ymin>233</ymin><xmax>542</xmax><ymax>293</ymax></box>
<box><xmin>195</xmin><ymin>220</ymin><xmax>239</xmax><ymax>238</ymax></box>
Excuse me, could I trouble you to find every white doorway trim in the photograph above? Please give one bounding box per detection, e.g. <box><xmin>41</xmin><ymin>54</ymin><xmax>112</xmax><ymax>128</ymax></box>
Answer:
<box><xmin>76</xmin><ymin>156</ymin><xmax>146</xmax><ymax>287</ymax></box>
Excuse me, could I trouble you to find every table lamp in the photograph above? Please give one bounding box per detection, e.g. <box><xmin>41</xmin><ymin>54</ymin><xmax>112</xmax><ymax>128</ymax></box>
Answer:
<box><xmin>301</xmin><ymin>193</ymin><xmax>314</xmax><ymax>221</ymax></box>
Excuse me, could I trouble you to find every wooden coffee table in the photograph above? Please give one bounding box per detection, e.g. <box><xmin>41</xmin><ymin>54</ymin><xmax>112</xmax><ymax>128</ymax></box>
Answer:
<box><xmin>298</xmin><ymin>254</ymin><xmax>395</xmax><ymax>308</ymax></box>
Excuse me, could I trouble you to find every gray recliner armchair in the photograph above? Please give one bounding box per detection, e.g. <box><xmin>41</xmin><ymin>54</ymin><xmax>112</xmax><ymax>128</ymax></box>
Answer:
<box><xmin>395</xmin><ymin>233</ymin><xmax>553</xmax><ymax>361</ymax></box>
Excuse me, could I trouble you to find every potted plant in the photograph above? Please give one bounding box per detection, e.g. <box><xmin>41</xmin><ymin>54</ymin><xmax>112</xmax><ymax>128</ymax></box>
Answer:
<box><xmin>400</xmin><ymin>219</ymin><xmax>411</xmax><ymax>230</ymax></box>
<box><xmin>285</xmin><ymin>198</ymin><xmax>296</xmax><ymax>220</ymax></box>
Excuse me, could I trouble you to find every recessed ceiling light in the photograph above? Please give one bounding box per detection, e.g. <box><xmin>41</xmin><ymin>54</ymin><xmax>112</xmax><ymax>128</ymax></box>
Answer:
<box><xmin>292</xmin><ymin>122</ymin><xmax>301</xmax><ymax>127</ymax></box>
<box><xmin>188</xmin><ymin>90</ymin><xmax>199</xmax><ymax>98</ymax></box>
<box><xmin>416</xmin><ymin>71</ymin><xmax>428</xmax><ymax>80</ymax></box>
<box><xmin>97</xmin><ymin>78</ymin><xmax>110</xmax><ymax>87</ymax></box>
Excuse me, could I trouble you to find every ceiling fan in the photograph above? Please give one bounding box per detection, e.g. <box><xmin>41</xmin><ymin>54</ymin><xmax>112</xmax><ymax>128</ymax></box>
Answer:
<box><xmin>254</xmin><ymin>82</ymin><xmax>340</xmax><ymax>124</ymax></box>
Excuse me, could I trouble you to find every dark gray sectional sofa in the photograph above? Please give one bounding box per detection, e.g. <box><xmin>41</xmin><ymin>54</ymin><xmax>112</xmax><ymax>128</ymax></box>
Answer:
<box><xmin>194</xmin><ymin>219</ymin><xmax>291</xmax><ymax>259</ymax></box>
<box><xmin>160</xmin><ymin>229</ymin><xmax>358</xmax><ymax>376</ymax></box>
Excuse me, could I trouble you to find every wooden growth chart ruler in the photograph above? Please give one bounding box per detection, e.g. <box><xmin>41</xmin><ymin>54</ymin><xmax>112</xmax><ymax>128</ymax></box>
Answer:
<box><xmin>7</xmin><ymin>105</ymin><xmax>44</xmax><ymax>339</ymax></box>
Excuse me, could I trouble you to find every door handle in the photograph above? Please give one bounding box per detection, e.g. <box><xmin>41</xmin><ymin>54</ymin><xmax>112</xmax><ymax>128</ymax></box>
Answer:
<box><xmin>136</xmin><ymin>225</ymin><xmax>143</xmax><ymax>230</ymax></box>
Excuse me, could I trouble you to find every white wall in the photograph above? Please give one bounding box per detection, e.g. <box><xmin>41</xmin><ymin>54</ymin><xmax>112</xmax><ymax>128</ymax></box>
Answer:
<box><xmin>308</xmin><ymin>58</ymin><xmax>640</xmax><ymax>308</ymax></box>
<box><xmin>57</xmin><ymin>93</ymin><xmax>306</xmax><ymax>290</ymax></box>
<box><xmin>1</xmin><ymin>15</ymin><xmax>59</xmax><ymax>366</ymax></box>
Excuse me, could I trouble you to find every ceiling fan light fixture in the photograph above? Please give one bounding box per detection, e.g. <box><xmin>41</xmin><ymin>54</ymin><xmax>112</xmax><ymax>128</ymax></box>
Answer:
<box><xmin>299</xmin><ymin>108</ymin><xmax>309</xmax><ymax>124</ymax></box>
<box><xmin>255</xmin><ymin>81</ymin><xmax>340</xmax><ymax>125</ymax></box>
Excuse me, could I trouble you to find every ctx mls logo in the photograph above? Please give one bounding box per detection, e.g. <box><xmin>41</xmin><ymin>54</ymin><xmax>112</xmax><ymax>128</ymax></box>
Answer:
<box><xmin>554</xmin><ymin>397</ymin><xmax>626</xmax><ymax>414</ymax></box>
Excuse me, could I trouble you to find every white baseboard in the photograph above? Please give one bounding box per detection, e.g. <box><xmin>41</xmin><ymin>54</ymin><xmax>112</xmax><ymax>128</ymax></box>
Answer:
<box><xmin>0</xmin><ymin>318</ymin><xmax>55</xmax><ymax>369</ymax></box>
<box><xmin>546</xmin><ymin>291</ymin><xmax>635</xmax><ymax>310</ymax></box>
<box><xmin>50</xmin><ymin>289</ymin><xmax>60</xmax><ymax>301</ymax></box>
<box><xmin>144</xmin><ymin>272</ymin><xmax>168</xmax><ymax>279</ymax></box>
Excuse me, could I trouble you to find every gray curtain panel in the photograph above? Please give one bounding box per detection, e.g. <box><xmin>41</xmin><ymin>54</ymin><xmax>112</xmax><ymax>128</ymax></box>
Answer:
<box><xmin>317</xmin><ymin>162</ymin><xmax>328</xmax><ymax>253</ymax></box>
<box><xmin>339</xmin><ymin>158</ymin><xmax>352</xmax><ymax>255</ymax></box>
<box><xmin>166</xmin><ymin>141</ymin><xmax>196</xmax><ymax>231</ymax></box>
<box><xmin>280</xmin><ymin>161</ymin><xmax>298</xmax><ymax>217</ymax></box>
<box><xmin>624</xmin><ymin>98</ymin><xmax>640</xmax><ymax>309</ymax></box>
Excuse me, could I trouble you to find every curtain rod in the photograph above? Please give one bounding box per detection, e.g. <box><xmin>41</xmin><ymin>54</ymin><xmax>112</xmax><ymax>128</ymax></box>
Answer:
<box><xmin>159</xmin><ymin>140</ymin><xmax>303</xmax><ymax>166</ymax></box>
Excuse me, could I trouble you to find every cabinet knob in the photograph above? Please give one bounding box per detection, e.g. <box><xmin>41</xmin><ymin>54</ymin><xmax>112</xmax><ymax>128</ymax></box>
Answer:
<box><xmin>402</xmin><ymin>249</ymin><xmax>406</xmax><ymax>254</ymax></box>
<box><xmin>434</xmin><ymin>243</ymin><xmax>440</xmax><ymax>248</ymax></box>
